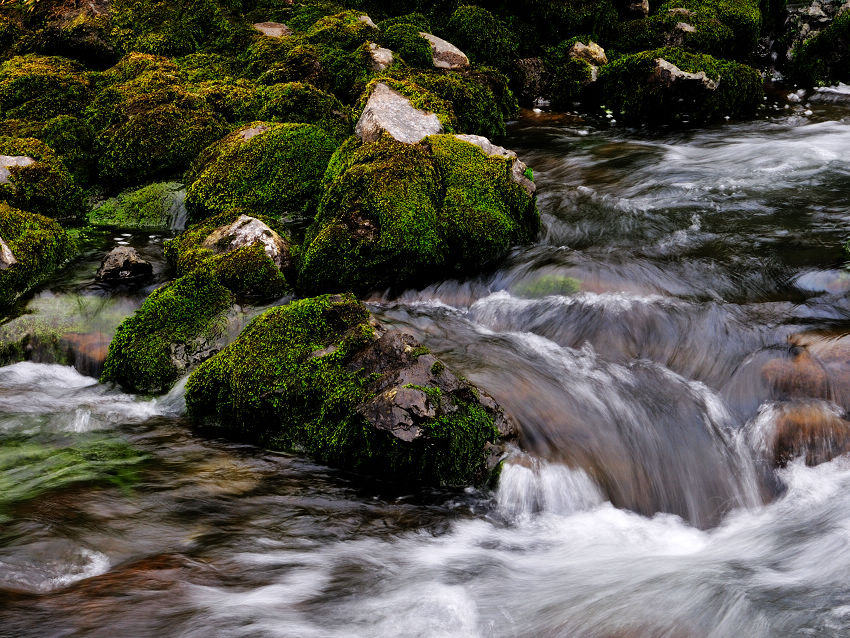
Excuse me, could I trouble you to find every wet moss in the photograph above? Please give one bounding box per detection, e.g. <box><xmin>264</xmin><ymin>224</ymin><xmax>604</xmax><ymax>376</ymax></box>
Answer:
<box><xmin>379</xmin><ymin>23</ymin><xmax>432</xmax><ymax>68</ymax></box>
<box><xmin>185</xmin><ymin>293</ymin><xmax>502</xmax><ymax>487</ymax></box>
<box><xmin>512</xmin><ymin>273</ymin><xmax>581</xmax><ymax>298</ymax></box>
<box><xmin>0</xmin><ymin>135</ymin><xmax>85</xmax><ymax>221</ymax></box>
<box><xmin>356</xmin><ymin>75</ymin><xmax>456</xmax><ymax>131</ymax></box>
<box><xmin>790</xmin><ymin>9</ymin><xmax>850</xmax><ymax>87</ymax></box>
<box><xmin>545</xmin><ymin>38</ymin><xmax>597</xmax><ymax>109</ymax></box>
<box><xmin>298</xmin><ymin>133</ymin><xmax>538</xmax><ymax>294</ymax></box>
<box><xmin>0</xmin><ymin>202</ymin><xmax>76</xmax><ymax>314</ymax></box>
<box><xmin>256</xmin><ymin>82</ymin><xmax>350</xmax><ymax>140</ymax></box>
<box><xmin>88</xmin><ymin>181</ymin><xmax>183</xmax><ymax>230</ymax></box>
<box><xmin>445</xmin><ymin>5</ymin><xmax>518</xmax><ymax>70</ymax></box>
<box><xmin>86</xmin><ymin>53</ymin><xmax>227</xmax><ymax>187</ymax></box>
<box><xmin>598</xmin><ymin>46</ymin><xmax>763</xmax><ymax>124</ymax></box>
<box><xmin>0</xmin><ymin>54</ymin><xmax>90</xmax><ymax>120</ymax></box>
<box><xmin>305</xmin><ymin>10</ymin><xmax>379</xmax><ymax>51</ymax></box>
<box><xmin>184</xmin><ymin>121</ymin><xmax>339</xmax><ymax>225</ymax></box>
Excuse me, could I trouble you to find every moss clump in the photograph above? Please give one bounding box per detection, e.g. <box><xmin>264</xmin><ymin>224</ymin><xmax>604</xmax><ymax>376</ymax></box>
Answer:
<box><xmin>0</xmin><ymin>55</ymin><xmax>90</xmax><ymax>120</ymax></box>
<box><xmin>545</xmin><ymin>38</ymin><xmax>597</xmax><ymax>109</ymax></box>
<box><xmin>110</xmin><ymin>0</ymin><xmax>253</xmax><ymax>57</ymax></box>
<box><xmin>256</xmin><ymin>82</ymin><xmax>350</xmax><ymax>140</ymax></box>
<box><xmin>377</xmin><ymin>12</ymin><xmax>431</xmax><ymax>32</ymax></box>
<box><xmin>445</xmin><ymin>5</ymin><xmax>518</xmax><ymax>70</ymax></box>
<box><xmin>0</xmin><ymin>136</ymin><xmax>85</xmax><ymax>221</ymax></box>
<box><xmin>164</xmin><ymin>209</ymin><xmax>290</xmax><ymax>276</ymax></box>
<box><xmin>0</xmin><ymin>203</ymin><xmax>76</xmax><ymax>314</ymax></box>
<box><xmin>491</xmin><ymin>0</ymin><xmax>619</xmax><ymax>51</ymax></box>
<box><xmin>298</xmin><ymin>133</ymin><xmax>538</xmax><ymax>294</ymax></box>
<box><xmin>185</xmin><ymin>293</ymin><xmax>504</xmax><ymax>487</ymax></box>
<box><xmin>791</xmin><ymin>9</ymin><xmax>850</xmax><ymax>87</ymax></box>
<box><xmin>87</xmin><ymin>53</ymin><xmax>227</xmax><ymax>186</ymax></box>
<box><xmin>616</xmin><ymin>0</ymin><xmax>761</xmax><ymax>59</ymax></box>
<box><xmin>185</xmin><ymin>122</ymin><xmax>338</xmax><ymax>225</ymax></box>
<box><xmin>89</xmin><ymin>181</ymin><xmax>184</xmax><ymax>230</ymax></box>
<box><xmin>598</xmin><ymin>47</ymin><xmax>763</xmax><ymax>124</ymax></box>
<box><xmin>305</xmin><ymin>10</ymin><xmax>379</xmax><ymax>51</ymax></box>
<box><xmin>379</xmin><ymin>23</ymin><xmax>432</xmax><ymax>68</ymax></box>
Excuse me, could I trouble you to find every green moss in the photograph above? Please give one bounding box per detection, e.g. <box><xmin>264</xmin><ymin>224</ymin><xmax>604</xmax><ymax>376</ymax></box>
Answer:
<box><xmin>490</xmin><ymin>0</ymin><xmax>618</xmax><ymax>51</ymax></box>
<box><xmin>185</xmin><ymin>293</ymin><xmax>502</xmax><ymax>487</ymax></box>
<box><xmin>175</xmin><ymin>52</ymin><xmax>242</xmax><ymax>83</ymax></box>
<box><xmin>0</xmin><ymin>54</ymin><xmax>89</xmax><ymax>120</ymax></box>
<box><xmin>164</xmin><ymin>209</ymin><xmax>289</xmax><ymax>276</ymax></box>
<box><xmin>545</xmin><ymin>39</ymin><xmax>597</xmax><ymax>109</ymax></box>
<box><xmin>0</xmin><ymin>135</ymin><xmax>85</xmax><ymax>221</ymax></box>
<box><xmin>379</xmin><ymin>23</ymin><xmax>432</xmax><ymax>68</ymax></box>
<box><xmin>86</xmin><ymin>53</ymin><xmax>227</xmax><ymax>186</ymax></box>
<box><xmin>598</xmin><ymin>47</ymin><xmax>763</xmax><ymax>124</ymax></box>
<box><xmin>445</xmin><ymin>5</ymin><xmax>518</xmax><ymax>70</ymax></box>
<box><xmin>0</xmin><ymin>435</ymin><xmax>147</xmax><ymax>519</ymax></box>
<box><xmin>356</xmin><ymin>75</ymin><xmax>456</xmax><ymax>131</ymax></box>
<box><xmin>377</xmin><ymin>12</ymin><xmax>431</xmax><ymax>32</ymax></box>
<box><xmin>110</xmin><ymin>0</ymin><xmax>253</xmax><ymax>57</ymax></box>
<box><xmin>512</xmin><ymin>274</ymin><xmax>581</xmax><ymax>298</ymax></box>
<box><xmin>305</xmin><ymin>10</ymin><xmax>379</xmax><ymax>51</ymax></box>
<box><xmin>298</xmin><ymin>133</ymin><xmax>538</xmax><ymax>294</ymax></box>
<box><xmin>0</xmin><ymin>202</ymin><xmax>76</xmax><ymax>314</ymax></box>
<box><xmin>185</xmin><ymin>121</ymin><xmax>338</xmax><ymax>225</ymax></box>
<box><xmin>791</xmin><ymin>9</ymin><xmax>850</xmax><ymax>87</ymax></box>
<box><xmin>89</xmin><ymin>181</ymin><xmax>183</xmax><ymax>230</ymax></box>
<box><xmin>257</xmin><ymin>82</ymin><xmax>350</xmax><ymax>140</ymax></box>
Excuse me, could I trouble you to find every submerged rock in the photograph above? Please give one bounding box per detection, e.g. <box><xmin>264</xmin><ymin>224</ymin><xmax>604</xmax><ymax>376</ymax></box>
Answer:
<box><xmin>354</xmin><ymin>82</ymin><xmax>443</xmax><ymax>144</ymax></box>
<box><xmin>96</xmin><ymin>247</ymin><xmax>154</xmax><ymax>285</ymax></box>
<box><xmin>420</xmin><ymin>32</ymin><xmax>470</xmax><ymax>69</ymax></box>
<box><xmin>186</xmin><ymin>294</ymin><xmax>518</xmax><ymax>487</ymax></box>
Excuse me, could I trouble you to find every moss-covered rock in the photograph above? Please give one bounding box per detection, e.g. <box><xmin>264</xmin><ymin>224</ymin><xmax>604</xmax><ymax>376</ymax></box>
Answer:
<box><xmin>185</xmin><ymin>122</ymin><xmax>339</xmax><ymax>225</ymax></box>
<box><xmin>185</xmin><ymin>293</ymin><xmax>517</xmax><ymax>487</ymax></box>
<box><xmin>89</xmin><ymin>181</ymin><xmax>185</xmax><ymax>230</ymax></box>
<box><xmin>544</xmin><ymin>38</ymin><xmax>601</xmax><ymax>108</ymax></box>
<box><xmin>379</xmin><ymin>22</ymin><xmax>432</xmax><ymax>68</ymax></box>
<box><xmin>444</xmin><ymin>5</ymin><xmax>518</xmax><ymax>70</ymax></box>
<box><xmin>110</xmin><ymin>0</ymin><xmax>253</xmax><ymax>57</ymax></box>
<box><xmin>0</xmin><ymin>136</ymin><xmax>85</xmax><ymax>221</ymax></box>
<box><xmin>256</xmin><ymin>82</ymin><xmax>350</xmax><ymax>139</ymax></box>
<box><xmin>298</xmin><ymin>133</ymin><xmax>538</xmax><ymax>294</ymax></box>
<box><xmin>598</xmin><ymin>47</ymin><xmax>763</xmax><ymax>124</ymax></box>
<box><xmin>0</xmin><ymin>54</ymin><xmax>90</xmax><ymax>120</ymax></box>
<box><xmin>305</xmin><ymin>10</ymin><xmax>379</xmax><ymax>51</ymax></box>
<box><xmin>790</xmin><ymin>9</ymin><xmax>850</xmax><ymax>87</ymax></box>
<box><xmin>87</xmin><ymin>53</ymin><xmax>227</xmax><ymax>186</ymax></box>
<box><xmin>0</xmin><ymin>203</ymin><xmax>75</xmax><ymax>314</ymax></box>
<box><xmin>490</xmin><ymin>0</ymin><xmax>619</xmax><ymax>51</ymax></box>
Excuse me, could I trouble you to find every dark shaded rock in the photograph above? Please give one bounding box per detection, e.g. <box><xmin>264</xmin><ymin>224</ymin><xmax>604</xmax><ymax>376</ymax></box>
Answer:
<box><xmin>95</xmin><ymin>246</ymin><xmax>153</xmax><ymax>284</ymax></box>
<box><xmin>513</xmin><ymin>57</ymin><xmax>550</xmax><ymax>106</ymax></box>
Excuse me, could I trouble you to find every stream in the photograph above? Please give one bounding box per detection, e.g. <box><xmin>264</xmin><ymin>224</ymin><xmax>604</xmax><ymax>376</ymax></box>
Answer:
<box><xmin>2</xmin><ymin>86</ymin><xmax>850</xmax><ymax>637</ymax></box>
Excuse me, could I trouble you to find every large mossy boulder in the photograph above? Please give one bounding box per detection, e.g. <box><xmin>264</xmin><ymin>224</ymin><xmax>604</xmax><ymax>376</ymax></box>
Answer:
<box><xmin>0</xmin><ymin>202</ymin><xmax>75</xmax><ymax>314</ymax></box>
<box><xmin>790</xmin><ymin>9</ymin><xmax>850</xmax><ymax>87</ymax></box>
<box><xmin>184</xmin><ymin>122</ymin><xmax>339</xmax><ymax>226</ymax></box>
<box><xmin>0</xmin><ymin>136</ymin><xmax>85</xmax><ymax>222</ymax></box>
<box><xmin>88</xmin><ymin>181</ymin><xmax>185</xmax><ymax>230</ymax></box>
<box><xmin>298</xmin><ymin>133</ymin><xmax>538</xmax><ymax>294</ymax></box>
<box><xmin>444</xmin><ymin>5</ymin><xmax>519</xmax><ymax>70</ymax></box>
<box><xmin>304</xmin><ymin>10</ymin><xmax>379</xmax><ymax>50</ymax></box>
<box><xmin>185</xmin><ymin>293</ymin><xmax>518</xmax><ymax>487</ymax></box>
<box><xmin>598</xmin><ymin>47</ymin><xmax>763</xmax><ymax>124</ymax></box>
<box><xmin>87</xmin><ymin>53</ymin><xmax>227</xmax><ymax>186</ymax></box>
<box><xmin>0</xmin><ymin>55</ymin><xmax>90</xmax><ymax>120</ymax></box>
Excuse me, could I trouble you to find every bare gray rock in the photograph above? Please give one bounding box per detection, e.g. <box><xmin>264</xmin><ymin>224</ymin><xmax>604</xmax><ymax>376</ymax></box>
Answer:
<box><xmin>454</xmin><ymin>134</ymin><xmax>537</xmax><ymax>196</ymax></box>
<box><xmin>238</xmin><ymin>124</ymin><xmax>271</xmax><ymax>141</ymax></box>
<box><xmin>202</xmin><ymin>214</ymin><xmax>292</xmax><ymax>272</ymax></box>
<box><xmin>252</xmin><ymin>21</ymin><xmax>292</xmax><ymax>38</ymax></box>
<box><xmin>355</xmin><ymin>82</ymin><xmax>443</xmax><ymax>144</ymax></box>
<box><xmin>367</xmin><ymin>42</ymin><xmax>394</xmax><ymax>70</ymax></box>
<box><xmin>651</xmin><ymin>58</ymin><xmax>718</xmax><ymax>92</ymax></box>
<box><xmin>96</xmin><ymin>246</ymin><xmax>153</xmax><ymax>284</ymax></box>
<box><xmin>420</xmin><ymin>32</ymin><xmax>470</xmax><ymax>69</ymax></box>
<box><xmin>0</xmin><ymin>236</ymin><xmax>16</xmax><ymax>270</ymax></box>
<box><xmin>0</xmin><ymin>155</ymin><xmax>34</xmax><ymax>184</ymax></box>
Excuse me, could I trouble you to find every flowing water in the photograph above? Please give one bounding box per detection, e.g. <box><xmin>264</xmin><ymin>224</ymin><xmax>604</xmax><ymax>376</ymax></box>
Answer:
<box><xmin>2</xmin><ymin>89</ymin><xmax>850</xmax><ymax>636</ymax></box>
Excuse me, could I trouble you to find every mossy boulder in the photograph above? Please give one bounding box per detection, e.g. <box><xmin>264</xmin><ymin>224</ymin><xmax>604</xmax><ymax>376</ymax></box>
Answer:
<box><xmin>101</xmin><ymin>238</ymin><xmax>289</xmax><ymax>394</ymax></box>
<box><xmin>87</xmin><ymin>53</ymin><xmax>227</xmax><ymax>186</ymax></box>
<box><xmin>89</xmin><ymin>181</ymin><xmax>185</xmax><ymax>230</ymax></box>
<box><xmin>185</xmin><ymin>293</ymin><xmax>518</xmax><ymax>487</ymax></box>
<box><xmin>184</xmin><ymin>122</ymin><xmax>339</xmax><ymax>226</ymax></box>
<box><xmin>0</xmin><ymin>55</ymin><xmax>90</xmax><ymax>120</ymax></box>
<box><xmin>305</xmin><ymin>10</ymin><xmax>379</xmax><ymax>51</ymax></box>
<box><xmin>379</xmin><ymin>23</ymin><xmax>432</xmax><ymax>68</ymax></box>
<box><xmin>0</xmin><ymin>202</ymin><xmax>75</xmax><ymax>314</ymax></box>
<box><xmin>444</xmin><ymin>5</ymin><xmax>519</xmax><ymax>70</ymax></box>
<box><xmin>790</xmin><ymin>9</ymin><xmax>850</xmax><ymax>87</ymax></box>
<box><xmin>0</xmin><ymin>136</ymin><xmax>85</xmax><ymax>222</ymax></box>
<box><xmin>545</xmin><ymin>38</ymin><xmax>602</xmax><ymax>108</ymax></box>
<box><xmin>255</xmin><ymin>82</ymin><xmax>350</xmax><ymax>140</ymax></box>
<box><xmin>298</xmin><ymin>133</ymin><xmax>538</xmax><ymax>294</ymax></box>
<box><xmin>598</xmin><ymin>47</ymin><xmax>763</xmax><ymax>124</ymax></box>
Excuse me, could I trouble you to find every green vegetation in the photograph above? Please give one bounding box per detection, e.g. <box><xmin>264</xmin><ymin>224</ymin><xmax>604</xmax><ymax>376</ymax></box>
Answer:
<box><xmin>185</xmin><ymin>293</ymin><xmax>504</xmax><ymax>487</ymax></box>
<box><xmin>791</xmin><ymin>9</ymin><xmax>850</xmax><ymax>87</ymax></box>
<box><xmin>379</xmin><ymin>22</ymin><xmax>432</xmax><ymax>68</ymax></box>
<box><xmin>305</xmin><ymin>9</ymin><xmax>379</xmax><ymax>50</ymax></box>
<box><xmin>0</xmin><ymin>55</ymin><xmax>90</xmax><ymax>120</ymax></box>
<box><xmin>445</xmin><ymin>5</ymin><xmax>518</xmax><ymax>70</ymax></box>
<box><xmin>184</xmin><ymin>122</ymin><xmax>338</xmax><ymax>224</ymax></box>
<box><xmin>0</xmin><ymin>202</ymin><xmax>76</xmax><ymax>314</ymax></box>
<box><xmin>599</xmin><ymin>47</ymin><xmax>763</xmax><ymax>124</ymax></box>
<box><xmin>89</xmin><ymin>181</ymin><xmax>183</xmax><ymax>229</ymax></box>
<box><xmin>299</xmin><ymin>133</ymin><xmax>538</xmax><ymax>294</ymax></box>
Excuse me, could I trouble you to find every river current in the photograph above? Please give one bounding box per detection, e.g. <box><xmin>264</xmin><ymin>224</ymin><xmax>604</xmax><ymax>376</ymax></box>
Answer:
<box><xmin>2</xmin><ymin>87</ymin><xmax>850</xmax><ymax>637</ymax></box>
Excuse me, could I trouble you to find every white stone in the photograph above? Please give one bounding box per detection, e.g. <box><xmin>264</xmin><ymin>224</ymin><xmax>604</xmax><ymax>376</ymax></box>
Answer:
<box><xmin>355</xmin><ymin>82</ymin><xmax>443</xmax><ymax>144</ymax></box>
<box><xmin>420</xmin><ymin>32</ymin><xmax>469</xmax><ymax>69</ymax></box>
<box><xmin>0</xmin><ymin>155</ymin><xmax>35</xmax><ymax>183</ymax></box>
<box><xmin>359</xmin><ymin>14</ymin><xmax>378</xmax><ymax>29</ymax></box>
<box><xmin>202</xmin><ymin>215</ymin><xmax>291</xmax><ymax>271</ymax></box>
<box><xmin>252</xmin><ymin>21</ymin><xmax>292</xmax><ymax>38</ymax></box>
<box><xmin>367</xmin><ymin>42</ymin><xmax>394</xmax><ymax>71</ymax></box>
<box><xmin>0</xmin><ymin>235</ymin><xmax>16</xmax><ymax>270</ymax></box>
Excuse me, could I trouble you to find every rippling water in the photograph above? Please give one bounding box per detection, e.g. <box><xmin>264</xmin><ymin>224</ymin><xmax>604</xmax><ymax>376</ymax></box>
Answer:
<box><xmin>2</xmin><ymin>94</ymin><xmax>850</xmax><ymax>636</ymax></box>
